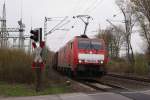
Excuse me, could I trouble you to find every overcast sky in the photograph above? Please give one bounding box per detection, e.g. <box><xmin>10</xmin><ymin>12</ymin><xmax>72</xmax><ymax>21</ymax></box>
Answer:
<box><xmin>0</xmin><ymin>0</ymin><xmax>144</xmax><ymax>53</ymax></box>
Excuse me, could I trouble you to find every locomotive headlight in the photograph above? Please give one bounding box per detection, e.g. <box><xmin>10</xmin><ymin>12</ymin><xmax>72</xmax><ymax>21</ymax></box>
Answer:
<box><xmin>100</xmin><ymin>61</ymin><xmax>104</xmax><ymax>64</ymax></box>
<box><xmin>79</xmin><ymin>60</ymin><xmax>82</xmax><ymax>63</ymax></box>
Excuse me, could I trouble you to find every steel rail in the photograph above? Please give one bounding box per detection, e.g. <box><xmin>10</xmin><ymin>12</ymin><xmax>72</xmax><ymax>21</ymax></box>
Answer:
<box><xmin>107</xmin><ymin>73</ymin><xmax>150</xmax><ymax>83</ymax></box>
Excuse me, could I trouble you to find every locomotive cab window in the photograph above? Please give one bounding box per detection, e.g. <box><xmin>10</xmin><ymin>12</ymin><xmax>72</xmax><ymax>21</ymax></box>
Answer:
<box><xmin>78</xmin><ymin>40</ymin><xmax>90</xmax><ymax>49</ymax></box>
<box><xmin>91</xmin><ymin>41</ymin><xmax>103</xmax><ymax>50</ymax></box>
<box><xmin>78</xmin><ymin>40</ymin><xmax>103</xmax><ymax>50</ymax></box>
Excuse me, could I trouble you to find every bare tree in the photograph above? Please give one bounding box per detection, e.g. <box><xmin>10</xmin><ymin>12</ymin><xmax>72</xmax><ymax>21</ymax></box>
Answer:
<box><xmin>111</xmin><ymin>25</ymin><xmax>125</xmax><ymax>58</ymax></box>
<box><xmin>116</xmin><ymin>0</ymin><xmax>136</xmax><ymax>65</ymax></box>
<box><xmin>96</xmin><ymin>26</ymin><xmax>124</xmax><ymax>59</ymax></box>
<box><xmin>131</xmin><ymin>0</ymin><xmax>150</xmax><ymax>54</ymax></box>
<box><xmin>131</xmin><ymin>0</ymin><xmax>150</xmax><ymax>22</ymax></box>
<box><xmin>96</xmin><ymin>27</ymin><xmax>113</xmax><ymax>53</ymax></box>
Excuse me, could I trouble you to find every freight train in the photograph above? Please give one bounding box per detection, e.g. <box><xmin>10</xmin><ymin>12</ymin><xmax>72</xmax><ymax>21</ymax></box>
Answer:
<box><xmin>52</xmin><ymin>35</ymin><xmax>108</xmax><ymax>77</ymax></box>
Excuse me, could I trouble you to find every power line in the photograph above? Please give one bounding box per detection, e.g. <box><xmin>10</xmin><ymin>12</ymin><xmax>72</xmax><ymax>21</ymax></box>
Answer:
<box><xmin>69</xmin><ymin>0</ymin><xmax>85</xmax><ymax>15</ymax></box>
<box><xmin>55</xmin><ymin>20</ymin><xmax>71</xmax><ymax>31</ymax></box>
<box><xmin>46</xmin><ymin>16</ymin><xmax>68</xmax><ymax>36</ymax></box>
<box><xmin>80</xmin><ymin>0</ymin><xmax>95</xmax><ymax>13</ymax></box>
<box><xmin>44</xmin><ymin>16</ymin><xmax>71</xmax><ymax>44</ymax></box>
<box><xmin>83</xmin><ymin>0</ymin><xmax>99</xmax><ymax>13</ymax></box>
<box><xmin>70</xmin><ymin>0</ymin><xmax>95</xmax><ymax>15</ymax></box>
<box><xmin>85</xmin><ymin>0</ymin><xmax>104</xmax><ymax>14</ymax></box>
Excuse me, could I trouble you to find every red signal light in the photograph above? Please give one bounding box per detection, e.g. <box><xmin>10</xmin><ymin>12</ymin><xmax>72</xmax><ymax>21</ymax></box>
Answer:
<box><xmin>30</xmin><ymin>30</ymin><xmax>39</xmax><ymax>42</ymax></box>
<box><xmin>30</xmin><ymin>28</ymin><xmax>42</xmax><ymax>42</ymax></box>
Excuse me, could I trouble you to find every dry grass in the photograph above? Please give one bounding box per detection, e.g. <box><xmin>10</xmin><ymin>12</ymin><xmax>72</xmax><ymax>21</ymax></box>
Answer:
<box><xmin>107</xmin><ymin>58</ymin><xmax>131</xmax><ymax>74</ymax></box>
<box><xmin>0</xmin><ymin>48</ymin><xmax>34</xmax><ymax>83</ymax></box>
<box><xmin>134</xmin><ymin>54</ymin><xmax>149</xmax><ymax>75</ymax></box>
<box><xmin>107</xmin><ymin>54</ymin><xmax>150</xmax><ymax>76</ymax></box>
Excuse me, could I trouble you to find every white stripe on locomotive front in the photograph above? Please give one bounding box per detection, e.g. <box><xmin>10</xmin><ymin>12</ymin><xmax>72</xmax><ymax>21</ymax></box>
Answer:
<box><xmin>78</xmin><ymin>53</ymin><xmax>104</xmax><ymax>61</ymax></box>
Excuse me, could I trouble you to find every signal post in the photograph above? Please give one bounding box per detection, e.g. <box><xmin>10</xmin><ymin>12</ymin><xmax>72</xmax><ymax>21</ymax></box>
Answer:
<box><xmin>30</xmin><ymin>28</ymin><xmax>45</xmax><ymax>92</ymax></box>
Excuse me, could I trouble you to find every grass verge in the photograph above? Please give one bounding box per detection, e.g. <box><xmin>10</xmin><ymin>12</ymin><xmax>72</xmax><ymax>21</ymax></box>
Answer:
<box><xmin>0</xmin><ymin>81</ymin><xmax>72</xmax><ymax>97</ymax></box>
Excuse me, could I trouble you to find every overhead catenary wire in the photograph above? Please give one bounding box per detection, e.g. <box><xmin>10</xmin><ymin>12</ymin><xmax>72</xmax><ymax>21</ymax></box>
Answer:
<box><xmin>69</xmin><ymin>0</ymin><xmax>86</xmax><ymax>15</ymax></box>
<box><xmin>45</xmin><ymin>16</ymin><xmax>69</xmax><ymax>36</ymax></box>
<box><xmin>79</xmin><ymin>0</ymin><xmax>95</xmax><ymax>13</ymax></box>
<box><xmin>83</xmin><ymin>0</ymin><xmax>99</xmax><ymax>13</ymax></box>
<box><xmin>70</xmin><ymin>0</ymin><xmax>96</xmax><ymax>15</ymax></box>
<box><xmin>55</xmin><ymin>20</ymin><xmax>71</xmax><ymax>31</ymax></box>
<box><xmin>65</xmin><ymin>0</ymin><xmax>101</xmax><ymax>32</ymax></box>
<box><xmin>45</xmin><ymin>0</ymin><xmax>103</xmax><ymax>41</ymax></box>
<box><xmin>84</xmin><ymin>0</ymin><xmax>104</xmax><ymax>14</ymax></box>
<box><xmin>68</xmin><ymin>0</ymin><xmax>104</xmax><ymax>32</ymax></box>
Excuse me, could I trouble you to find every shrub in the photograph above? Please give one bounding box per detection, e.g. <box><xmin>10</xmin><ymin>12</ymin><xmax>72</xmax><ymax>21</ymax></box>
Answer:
<box><xmin>0</xmin><ymin>48</ymin><xmax>34</xmax><ymax>83</ymax></box>
<box><xmin>107</xmin><ymin>58</ymin><xmax>131</xmax><ymax>74</ymax></box>
<box><xmin>107</xmin><ymin>54</ymin><xmax>150</xmax><ymax>76</ymax></box>
<box><xmin>134</xmin><ymin>54</ymin><xmax>149</xmax><ymax>75</ymax></box>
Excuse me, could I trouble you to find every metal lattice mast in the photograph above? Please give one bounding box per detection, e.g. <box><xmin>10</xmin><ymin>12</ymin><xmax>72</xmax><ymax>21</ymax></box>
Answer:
<box><xmin>18</xmin><ymin>19</ymin><xmax>25</xmax><ymax>49</ymax></box>
<box><xmin>0</xmin><ymin>3</ymin><xmax>8</xmax><ymax>48</ymax></box>
<box><xmin>0</xmin><ymin>3</ymin><xmax>28</xmax><ymax>50</ymax></box>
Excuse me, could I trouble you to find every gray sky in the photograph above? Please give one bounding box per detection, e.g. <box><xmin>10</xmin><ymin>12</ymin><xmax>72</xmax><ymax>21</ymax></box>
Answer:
<box><xmin>1</xmin><ymin>0</ymin><xmax>144</xmax><ymax>52</ymax></box>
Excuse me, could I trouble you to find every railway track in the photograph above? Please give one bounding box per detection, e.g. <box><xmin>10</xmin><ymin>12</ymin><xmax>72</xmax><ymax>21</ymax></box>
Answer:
<box><xmin>54</xmin><ymin>67</ymin><xmax>150</xmax><ymax>92</ymax></box>
<box><xmin>75</xmin><ymin>78</ymin><xmax>130</xmax><ymax>92</ymax></box>
<box><xmin>96</xmin><ymin>73</ymin><xmax>150</xmax><ymax>92</ymax></box>
<box><xmin>72</xmin><ymin>72</ymin><xmax>150</xmax><ymax>93</ymax></box>
<box><xmin>107</xmin><ymin>73</ymin><xmax>150</xmax><ymax>83</ymax></box>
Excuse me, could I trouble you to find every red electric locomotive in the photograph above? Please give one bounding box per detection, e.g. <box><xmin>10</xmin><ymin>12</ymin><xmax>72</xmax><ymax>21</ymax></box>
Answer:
<box><xmin>54</xmin><ymin>35</ymin><xmax>108</xmax><ymax>77</ymax></box>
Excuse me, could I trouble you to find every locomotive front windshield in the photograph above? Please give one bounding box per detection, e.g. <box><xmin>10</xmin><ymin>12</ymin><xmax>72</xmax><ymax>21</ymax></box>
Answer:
<box><xmin>78</xmin><ymin>40</ymin><xmax>103</xmax><ymax>50</ymax></box>
<box><xmin>78</xmin><ymin>41</ymin><xmax>91</xmax><ymax>49</ymax></box>
<box><xmin>91</xmin><ymin>41</ymin><xmax>103</xmax><ymax>50</ymax></box>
